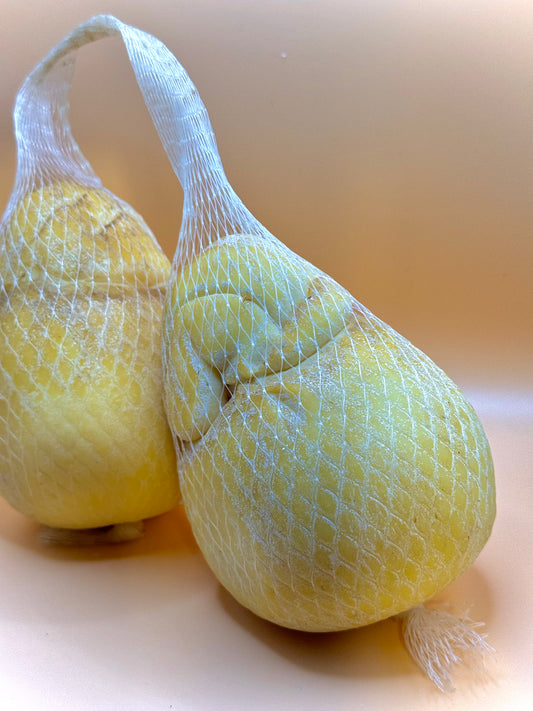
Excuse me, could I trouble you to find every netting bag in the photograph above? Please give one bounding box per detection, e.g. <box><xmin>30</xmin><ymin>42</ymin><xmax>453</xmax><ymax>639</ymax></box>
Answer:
<box><xmin>0</xmin><ymin>17</ymin><xmax>180</xmax><ymax>543</ymax></box>
<box><xmin>138</xmin><ymin>17</ymin><xmax>495</xmax><ymax>690</ymax></box>
<box><xmin>1</xmin><ymin>15</ymin><xmax>496</xmax><ymax>688</ymax></box>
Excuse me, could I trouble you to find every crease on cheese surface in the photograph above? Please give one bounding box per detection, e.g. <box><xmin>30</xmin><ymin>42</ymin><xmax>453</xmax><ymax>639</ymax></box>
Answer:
<box><xmin>164</xmin><ymin>233</ymin><xmax>495</xmax><ymax>632</ymax></box>
<box><xmin>0</xmin><ymin>17</ymin><xmax>182</xmax><ymax>535</ymax></box>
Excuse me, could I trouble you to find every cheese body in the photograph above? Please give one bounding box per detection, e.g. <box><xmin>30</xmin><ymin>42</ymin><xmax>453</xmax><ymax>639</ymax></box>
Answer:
<box><xmin>0</xmin><ymin>183</ymin><xmax>179</xmax><ymax>528</ymax></box>
<box><xmin>164</xmin><ymin>235</ymin><xmax>495</xmax><ymax>631</ymax></box>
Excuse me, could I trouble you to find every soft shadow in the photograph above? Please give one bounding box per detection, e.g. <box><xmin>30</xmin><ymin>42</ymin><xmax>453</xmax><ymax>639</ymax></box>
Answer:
<box><xmin>430</xmin><ymin>564</ymin><xmax>495</xmax><ymax>630</ymax></box>
<box><xmin>0</xmin><ymin>498</ymin><xmax>199</xmax><ymax>561</ymax></box>
<box><xmin>217</xmin><ymin>585</ymin><xmax>415</xmax><ymax>682</ymax></box>
<box><xmin>217</xmin><ymin>561</ymin><xmax>495</xmax><ymax>684</ymax></box>
<box><xmin>0</xmin><ymin>497</ymin><xmax>211</xmax><ymax>629</ymax></box>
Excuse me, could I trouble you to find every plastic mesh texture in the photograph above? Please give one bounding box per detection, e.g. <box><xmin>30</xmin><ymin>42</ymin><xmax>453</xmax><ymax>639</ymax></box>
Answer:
<box><xmin>166</xmin><ymin>235</ymin><xmax>495</xmax><ymax>631</ymax></box>
<box><xmin>400</xmin><ymin>605</ymin><xmax>493</xmax><ymax>692</ymax></box>
<box><xmin>0</xmin><ymin>16</ymin><xmax>496</xmax><ymax>634</ymax></box>
<box><xmin>0</xmin><ymin>18</ymin><xmax>180</xmax><ymax>529</ymax></box>
<box><xmin>119</xmin><ymin>16</ymin><xmax>496</xmax><ymax>631</ymax></box>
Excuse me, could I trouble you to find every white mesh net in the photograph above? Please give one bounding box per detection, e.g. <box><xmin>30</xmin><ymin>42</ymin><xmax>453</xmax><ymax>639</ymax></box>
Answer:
<box><xmin>0</xmin><ymin>15</ymin><xmax>496</xmax><ymax>688</ymax></box>
<box><xmin>122</xmin><ymin>16</ymin><xmax>495</xmax><ymax>635</ymax></box>
<box><xmin>0</xmin><ymin>16</ymin><xmax>180</xmax><ymax>534</ymax></box>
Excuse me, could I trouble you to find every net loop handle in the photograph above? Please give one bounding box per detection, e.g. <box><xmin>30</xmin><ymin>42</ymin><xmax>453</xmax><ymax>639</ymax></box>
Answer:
<box><xmin>7</xmin><ymin>14</ymin><xmax>226</xmax><ymax>223</ymax></box>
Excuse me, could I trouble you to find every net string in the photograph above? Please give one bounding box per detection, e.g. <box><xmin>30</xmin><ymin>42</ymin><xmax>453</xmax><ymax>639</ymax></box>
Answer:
<box><xmin>4</xmin><ymin>14</ymin><xmax>265</xmax><ymax>265</ymax></box>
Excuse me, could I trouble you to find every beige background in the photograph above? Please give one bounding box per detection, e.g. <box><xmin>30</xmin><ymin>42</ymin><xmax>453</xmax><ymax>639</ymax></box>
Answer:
<box><xmin>1</xmin><ymin>0</ymin><xmax>532</xmax><ymax>391</ymax></box>
<box><xmin>1</xmin><ymin>1</ymin><xmax>532</xmax><ymax>709</ymax></box>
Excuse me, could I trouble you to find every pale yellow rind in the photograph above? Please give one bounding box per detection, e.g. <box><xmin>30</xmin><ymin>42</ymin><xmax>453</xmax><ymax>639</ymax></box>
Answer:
<box><xmin>164</xmin><ymin>234</ymin><xmax>495</xmax><ymax>631</ymax></box>
<box><xmin>0</xmin><ymin>182</ymin><xmax>179</xmax><ymax>529</ymax></box>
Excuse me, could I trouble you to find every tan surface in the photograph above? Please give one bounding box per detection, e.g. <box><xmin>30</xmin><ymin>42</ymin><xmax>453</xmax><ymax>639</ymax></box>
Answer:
<box><xmin>0</xmin><ymin>402</ymin><xmax>531</xmax><ymax>709</ymax></box>
<box><xmin>1</xmin><ymin>1</ymin><xmax>532</xmax><ymax>709</ymax></box>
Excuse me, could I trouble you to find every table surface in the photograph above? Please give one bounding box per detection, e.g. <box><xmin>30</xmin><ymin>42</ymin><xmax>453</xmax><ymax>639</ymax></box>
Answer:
<box><xmin>1</xmin><ymin>2</ymin><xmax>532</xmax><ymax>708</ymax></box>
<box><xmin>1</xmin><ymin>393</ymin><xmax>532</xmax><ymax>711</ymax></box>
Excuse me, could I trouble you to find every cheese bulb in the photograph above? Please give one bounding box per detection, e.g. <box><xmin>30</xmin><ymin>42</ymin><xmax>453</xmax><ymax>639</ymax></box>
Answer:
<box><xmin>163</xmin><ymin>233</ymin><xmax>495</xmax><ymax>682</ymax></box>
<box><xmin>0</xmin><ymin>182</ymin><xmax>179</xmax><ymax>539</ymax></box>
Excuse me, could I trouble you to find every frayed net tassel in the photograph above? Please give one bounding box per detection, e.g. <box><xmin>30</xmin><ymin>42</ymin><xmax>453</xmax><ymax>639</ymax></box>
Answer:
<box><xmin>398</xmin><ymin>604</ymin><xmax>494</xmax><ymax>692</ymax></box>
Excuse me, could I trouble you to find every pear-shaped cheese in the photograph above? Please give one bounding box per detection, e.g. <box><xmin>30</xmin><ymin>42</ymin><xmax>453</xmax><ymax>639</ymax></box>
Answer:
<box><xmin>163</xmin><ymin>234</ymin><xmax>495</xmax><ymax>631</ymax></box>
<box><xmin>0</xmin><ymin>182</ymin><xmax>179</xmax><ymax>530</ymax></box>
